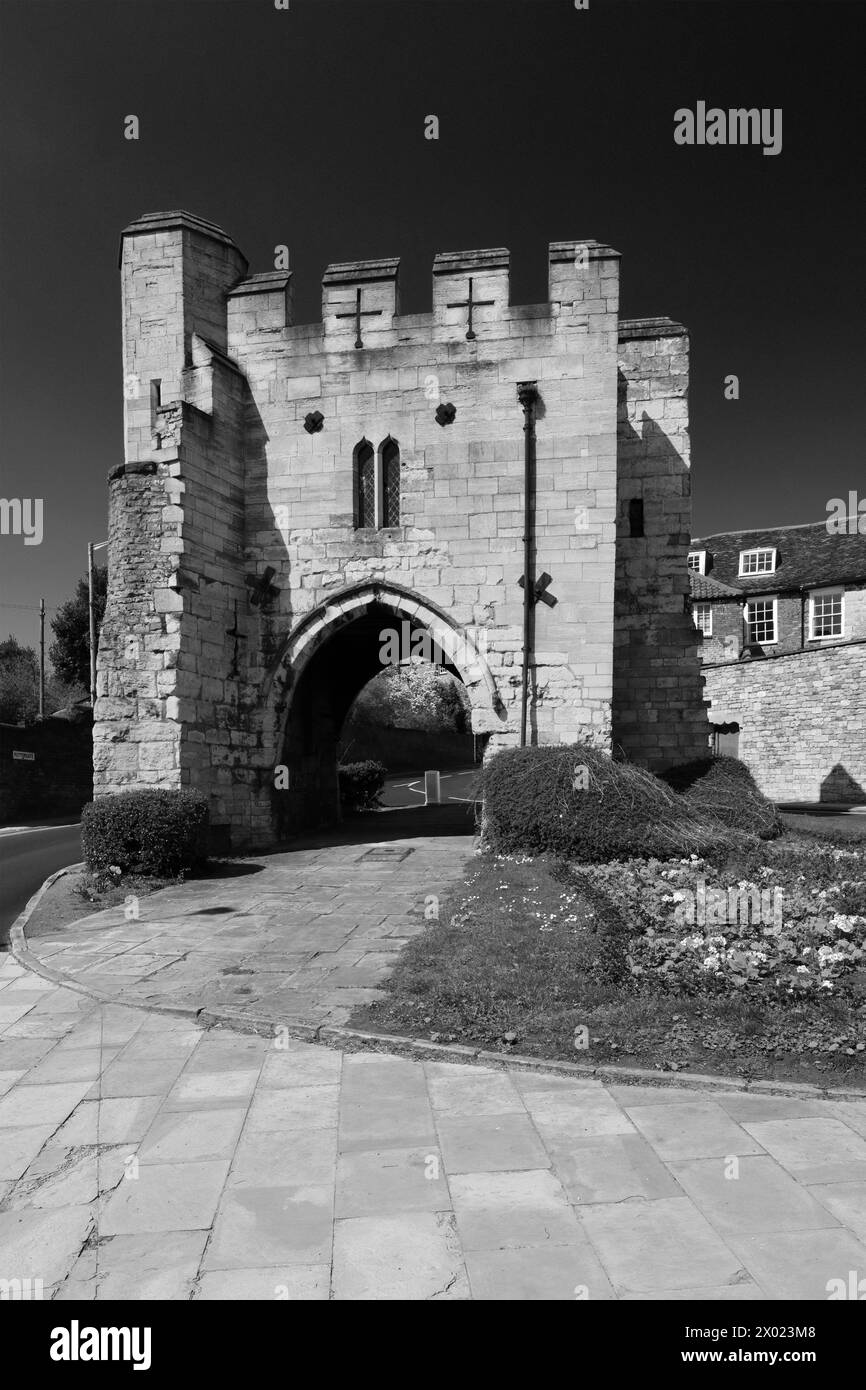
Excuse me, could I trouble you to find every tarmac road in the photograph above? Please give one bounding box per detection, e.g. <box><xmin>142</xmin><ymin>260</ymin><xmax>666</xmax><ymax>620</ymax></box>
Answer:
<box><xmin>0</xmin><ymin>821</ymin><xmax>82</xmax><ymax>948</ymax></box>
<box><xmin>379</xmin><ymin>767</ymin><xmax>480</xmax><ymax>808</ymax></box>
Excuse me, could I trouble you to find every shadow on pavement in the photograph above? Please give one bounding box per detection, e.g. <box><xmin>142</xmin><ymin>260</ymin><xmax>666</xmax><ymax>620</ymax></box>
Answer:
<box><xmin>244</xmin><ymin>800</ymin><xmax>478</xmax><ymax>859</ymax></box>
<box><xmin>200</xmin><ymin>860</ymin><xmax>267</xmax><ymax>879</ymax></box>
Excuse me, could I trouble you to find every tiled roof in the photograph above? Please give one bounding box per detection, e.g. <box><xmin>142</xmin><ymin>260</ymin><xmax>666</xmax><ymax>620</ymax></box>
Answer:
<box><xmin>689</xmin><ymin>572</ymin><xmax>742</xmax><ymax>600</ymax></box>
<box><xmin>690</xmin><ymin>520</ymin><xmax>866</xmax><ymax>592</ymax></box>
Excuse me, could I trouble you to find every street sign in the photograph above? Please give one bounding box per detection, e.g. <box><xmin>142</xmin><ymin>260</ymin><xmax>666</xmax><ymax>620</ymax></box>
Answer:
<box><xmin>12</xmin><ymin>750</ymin><xmax>35</xmax><ymax>761</ymax></box>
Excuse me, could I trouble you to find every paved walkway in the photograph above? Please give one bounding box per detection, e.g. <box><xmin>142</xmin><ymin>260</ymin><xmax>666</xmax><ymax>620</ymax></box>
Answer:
<box><xmin>2</xmin><ymin>953</ymin><xmax>866</xmax><ymax>1300</ymax></box>
<box><xmin>19</xmin><ymin>825</ymin><xmax>473</xmax><ymax>1030</ymax></box>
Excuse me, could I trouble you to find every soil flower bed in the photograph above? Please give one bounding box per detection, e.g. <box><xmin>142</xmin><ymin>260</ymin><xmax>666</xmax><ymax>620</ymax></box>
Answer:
<box><xmin>591</xmin><ymin>842</ymin><xmax>866</xmax><ymax>1002</ymax></box>
<box><xmin>351</xmin><ymin>833</ymin><xmax>866</xmax><ymax>1087</ymax></box>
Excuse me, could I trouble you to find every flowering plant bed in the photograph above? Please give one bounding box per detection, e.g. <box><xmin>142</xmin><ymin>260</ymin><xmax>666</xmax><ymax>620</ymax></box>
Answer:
<box><xmin>590</xmin><ymin>841</ymin><xmax>866</xmax><ymax>1002</ymax></box>
<box><xmin>351</xmin><ymin>833</ymin><xmax>866</xmax><ymax>1086</ymax></box>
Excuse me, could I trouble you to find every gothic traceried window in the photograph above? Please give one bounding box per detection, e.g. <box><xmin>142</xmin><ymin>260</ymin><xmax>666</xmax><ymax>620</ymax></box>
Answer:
<box><xmin>381</xmin><ymin>437</ymin><xmax>401</xmax><ymax>528</ymax></box>
<box><xmin>354</xmin><ymin>439</ymin><xmax>375</xmax><ymax>528</ymax></box>
<box><xmin>353</xmin><ymin>436</ymin><xmax>400</xmax><ymax>530</ymax></box>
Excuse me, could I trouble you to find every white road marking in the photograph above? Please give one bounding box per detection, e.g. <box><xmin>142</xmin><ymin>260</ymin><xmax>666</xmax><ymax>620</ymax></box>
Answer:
<box><xmin>0</xmin><ymin>823</ymin><xmax>80</xmax><ymax>839</ymax></box>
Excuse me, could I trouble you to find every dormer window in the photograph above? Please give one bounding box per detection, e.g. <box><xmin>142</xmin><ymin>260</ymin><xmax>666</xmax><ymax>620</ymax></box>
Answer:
<box><xmin>688</xmin><ymin>550</ymin><xmax>706</xmax><ymax>575</ymax></box>
<box><xmin>739</xmin><ymin>547</ymin><xmax>777</xmax><ymax>576</ymax></box>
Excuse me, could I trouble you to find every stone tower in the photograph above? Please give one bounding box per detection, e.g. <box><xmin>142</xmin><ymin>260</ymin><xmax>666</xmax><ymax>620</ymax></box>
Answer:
<box><xmin>94</xmin><ymin>210</ymin><xmax>708</xmax><ymax>849</ymax></box>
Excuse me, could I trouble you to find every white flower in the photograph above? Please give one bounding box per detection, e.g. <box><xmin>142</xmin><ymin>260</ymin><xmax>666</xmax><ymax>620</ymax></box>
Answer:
<box><xmin>831</xmin><ymin>915</ymin><xmax>864</xmax><ymax>933</ymax></box>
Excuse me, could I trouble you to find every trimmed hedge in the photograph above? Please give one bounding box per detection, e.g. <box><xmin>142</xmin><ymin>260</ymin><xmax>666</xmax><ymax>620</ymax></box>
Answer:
<box><xmin>480</xmin><ymin>744</ymin><xmax>735</xmax><ymax>862</ymax></box>
<box><xmin>82</xmin><ymin>789</ymin><xmax>209</xmax><ymax>878</ymax></box>
<box><xmin>663</xmin><ymin>756</ymin><xmax>782</xmax><ymax>840</ymax></box>
<box><xmin>338</xmin><ymin>760</ymin><xmax>387</xmax><ymax>811</ymax></box>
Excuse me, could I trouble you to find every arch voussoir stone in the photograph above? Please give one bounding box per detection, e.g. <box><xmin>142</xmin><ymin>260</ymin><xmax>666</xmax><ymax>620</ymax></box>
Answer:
<box><xmin>267</xmin><ymin>582</ymin><xmax>502</xmax><ymax>732</ymax></box>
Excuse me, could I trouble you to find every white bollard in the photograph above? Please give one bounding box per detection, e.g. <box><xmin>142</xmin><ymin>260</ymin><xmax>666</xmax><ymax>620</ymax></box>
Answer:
<box><xmin>424</xmin><ymin>770</ymin><xmax>441</xmax><ymax>805</ymax></box>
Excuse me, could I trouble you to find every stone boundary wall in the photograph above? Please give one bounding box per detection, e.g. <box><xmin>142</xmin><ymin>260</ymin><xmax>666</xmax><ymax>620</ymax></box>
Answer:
<box><xmin>702</xmin><ymin>640</ymin><xmax>866</xmax><ymax>803</ymax></box>
<box><xmin>0</xmin><ymin>709</ymin><xmax>93</xmax><ymax>821</ymax></box>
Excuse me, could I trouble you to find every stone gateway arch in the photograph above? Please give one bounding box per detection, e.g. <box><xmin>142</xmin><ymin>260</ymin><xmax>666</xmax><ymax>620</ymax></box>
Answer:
<box><xmin>94</xmin><ymin>210</ymin><xmax>708</xmax><ymax>850</ymax></box>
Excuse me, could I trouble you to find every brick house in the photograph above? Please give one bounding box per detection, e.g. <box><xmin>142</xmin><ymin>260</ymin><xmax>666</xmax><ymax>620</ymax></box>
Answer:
<box><xmin>688</xmin><ymin>521</ymin><xmax>866</xmax><ymax>802</ymax></box>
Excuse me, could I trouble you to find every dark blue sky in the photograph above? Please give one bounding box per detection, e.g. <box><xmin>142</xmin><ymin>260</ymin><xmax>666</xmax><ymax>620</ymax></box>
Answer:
<box><xmin>1</xmin><ymin>0</ymin><xmax>863</xmax><ymax>651</ymax></box>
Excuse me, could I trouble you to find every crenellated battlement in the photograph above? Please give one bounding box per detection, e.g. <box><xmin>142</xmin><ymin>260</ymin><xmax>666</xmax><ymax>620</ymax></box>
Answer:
<box><xmin>226</xmin><ymin>236</ymin><xmax>621</xmax><ymax>352</ymax></box>
<box><xmin>120</xmin><ymin>210</ymin><xmax>622</xmax><ymax>357</ymax></box>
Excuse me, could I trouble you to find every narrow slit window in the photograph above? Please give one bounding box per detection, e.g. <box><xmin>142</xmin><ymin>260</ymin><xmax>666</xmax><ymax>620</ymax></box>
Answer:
<box><xmin>354</xmin><ymin>440</ymin><xmax>375</xmax><ymax>528</ymax></box>
<box><xmin>381</xmin><ymin>438</ymin><xmax>401</xmax><ymax>528</ymax></box>
<box><xmin>628</xmin><ymin>498</ymin><xmax>644</xmax><ymax>537</ymax></box>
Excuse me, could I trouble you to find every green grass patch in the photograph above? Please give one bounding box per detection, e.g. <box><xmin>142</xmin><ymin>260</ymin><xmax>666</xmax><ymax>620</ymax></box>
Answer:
<box><xmin>352</xmin><ymin>839</ymin><xmax>866</xmax><ymax>1088</ymax></box>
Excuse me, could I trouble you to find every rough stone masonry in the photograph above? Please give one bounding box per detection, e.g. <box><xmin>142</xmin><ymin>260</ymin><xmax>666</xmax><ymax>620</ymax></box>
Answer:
<box><xmin>93</xmin><ymin>210</ymin><xmax>708</xmax><ymax>849</ymax></box>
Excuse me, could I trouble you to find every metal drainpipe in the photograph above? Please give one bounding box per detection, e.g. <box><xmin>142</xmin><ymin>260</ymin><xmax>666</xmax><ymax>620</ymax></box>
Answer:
<box><xmin>800</xmin><ymin>590</ymin><xmax>806</xmax><ymax>650</ymax></box>
<box><xmin>517</xmin><ymin>381</ymin><xmax>539</xmax><ymax>747</ymax></box>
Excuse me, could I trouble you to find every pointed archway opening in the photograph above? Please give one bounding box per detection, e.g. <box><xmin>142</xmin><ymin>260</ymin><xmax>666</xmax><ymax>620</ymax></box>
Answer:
<box><xmin>268</xmin><ymin>588</ymin><xmax>501</xmax><ymax>840</ymax></box>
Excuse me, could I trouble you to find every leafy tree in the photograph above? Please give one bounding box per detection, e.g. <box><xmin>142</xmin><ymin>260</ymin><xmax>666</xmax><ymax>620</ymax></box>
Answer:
<box><xmin>0</xmin><ymin>636</ymin><xmax>39</xmax><ymax>724</ymax></box>
<box><xmin>0</xmin><ymin>636</ymin><xmax>87</xmax><ymax>724</ymax></box>
<box><xmin>49</xmin><ymin>569</ymin><xmax>107</xmax><ymax>691</ymax></box>
<box><xmin>350</xmin><ymin>662</ymin><xmax>471</xmax><ymax>733</ymax></box>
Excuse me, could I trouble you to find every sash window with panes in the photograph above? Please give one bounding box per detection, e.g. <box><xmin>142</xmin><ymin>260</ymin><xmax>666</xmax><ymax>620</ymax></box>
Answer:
<box><xmin>745</xmin><ymin>598</ymin><xmax>777</xmax><ymax>645</ymax></box>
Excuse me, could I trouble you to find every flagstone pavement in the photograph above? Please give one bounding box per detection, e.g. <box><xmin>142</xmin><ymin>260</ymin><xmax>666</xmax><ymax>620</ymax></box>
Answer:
<box><xmin>17</xmin><ymin>829</ymin><xmax>475</xmax><ymax>1030</ymax></box>
<box><xmin>2</xmin><ymin>949</ymin><xmax>866</xmax><ymax>1299</ymax></box>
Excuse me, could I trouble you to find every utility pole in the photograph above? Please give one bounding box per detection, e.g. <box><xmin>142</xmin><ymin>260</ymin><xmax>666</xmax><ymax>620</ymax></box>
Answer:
<box><xmin>88</xmin><ymin>543</ymin><xmax>97</xmax><ymax>705</ymax></box>
<box><xmin>88</xmin><ymin>539</ymin><xmax>108</xmax><ymax>707</ymax></box>
<box><xmin>39</xmin><ymin>598</ymin><xmax>45</xmax><ymax>719</ymax></box>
